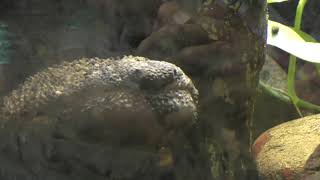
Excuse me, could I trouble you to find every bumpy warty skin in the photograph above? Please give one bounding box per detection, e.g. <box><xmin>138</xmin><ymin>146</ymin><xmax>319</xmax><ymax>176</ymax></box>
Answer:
<box><xmin>0</xmin><ymin>56</ymin><xmax>198</xmax><ymax>180</ymax></box>
<box><xmin>2</xmin><ymin>55</ymin><xmax>197</xmax><ymax>119</ymax></box>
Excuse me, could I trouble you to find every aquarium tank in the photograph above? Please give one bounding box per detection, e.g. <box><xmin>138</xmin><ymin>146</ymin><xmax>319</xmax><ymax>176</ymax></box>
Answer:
<box><xmin>0</xmin><ymin>0</ymin><xmax>319</xmax><ymax>179</ymax></box>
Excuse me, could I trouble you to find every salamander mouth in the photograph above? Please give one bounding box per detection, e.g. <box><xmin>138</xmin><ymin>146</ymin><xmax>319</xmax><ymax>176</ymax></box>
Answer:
<box><xmin>81</xmin><ymin>86</ymin><xmax>198</xmax><ymax>121</ymax></box>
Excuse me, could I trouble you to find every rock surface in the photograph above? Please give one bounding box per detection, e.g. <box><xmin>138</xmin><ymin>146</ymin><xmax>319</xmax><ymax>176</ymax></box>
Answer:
<box><xmin>0</xmin><ymin>56</ymin><xmax>199</xmax><ymax>180</ymax></box>
<box><xmin>252</xmin><ymin>114</ymin><xmax>320</xmax><ymax>180</ymax></box>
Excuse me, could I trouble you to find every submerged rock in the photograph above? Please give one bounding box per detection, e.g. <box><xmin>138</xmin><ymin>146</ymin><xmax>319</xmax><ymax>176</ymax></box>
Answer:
<box><xmin>252</xmin><ymin>114</ymin><xmax>320</xmax><ymax>180</ymax></box>
<box><xmin>0</xmin><ymin>56</ymin><xmax>199</xmax><ymax>180</ymax></box>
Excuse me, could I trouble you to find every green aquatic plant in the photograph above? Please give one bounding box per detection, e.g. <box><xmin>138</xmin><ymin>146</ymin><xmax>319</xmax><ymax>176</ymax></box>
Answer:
<box><xmin>265</xmin><ymin>0</ymin><xmax>320</xmax><ymax>115</ymax></box>
<box><xmin>267</xmin><ymin>20</ymin><xmax>320</xmax><ymax>63</ymax></box>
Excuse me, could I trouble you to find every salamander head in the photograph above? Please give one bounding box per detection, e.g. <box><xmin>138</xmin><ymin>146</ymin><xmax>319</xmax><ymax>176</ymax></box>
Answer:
<box><xmin>1</xmin><ymin>56</ymin><xmax>198</xmax><ymax>146</ymax></box>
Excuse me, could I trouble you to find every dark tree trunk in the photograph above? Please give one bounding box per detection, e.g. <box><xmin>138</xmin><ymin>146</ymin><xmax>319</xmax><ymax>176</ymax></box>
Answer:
<box><xmin>137</xmin><ymin>0</ymin><xmax>267</xmax><ymax>179</ymax></box>
<box><xmin>136</xmin><ymin>0</ymin><xmax>267</xmax><ymax>178</ymax></box>
<box><xmin>196</xmin><ymin>1</ymin><xmax>268</xmax><ymax>179</ymax></box>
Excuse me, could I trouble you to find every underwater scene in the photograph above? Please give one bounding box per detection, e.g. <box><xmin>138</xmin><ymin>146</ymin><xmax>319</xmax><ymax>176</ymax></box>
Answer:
<box><xmin>0</xmin><ymin>0</ymin><xmax>319</xmax><ymax>179</ymax></box>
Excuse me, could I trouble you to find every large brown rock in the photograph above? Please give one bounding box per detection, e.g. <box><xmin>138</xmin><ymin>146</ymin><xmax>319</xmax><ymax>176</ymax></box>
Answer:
<box><xmin>252</xmin><ymin>114</ymin><xmax>320</xmax><ymax>180</ymax></box>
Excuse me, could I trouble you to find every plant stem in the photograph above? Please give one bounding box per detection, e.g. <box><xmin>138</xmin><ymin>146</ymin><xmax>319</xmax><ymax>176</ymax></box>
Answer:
<box><xmin>259</xmin><ymin>80</ymin><xmax>320</xmax><ymax>112</ymax></box>
<box><xmin>287</xmin><ymin>0</ymin><xmax>308</xmax><ymax>117</ymax></box>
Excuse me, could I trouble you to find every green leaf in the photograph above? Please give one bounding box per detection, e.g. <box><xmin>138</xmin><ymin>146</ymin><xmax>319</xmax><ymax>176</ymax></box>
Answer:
<box><xmin>267</xmin><ymin>0</ymin><xmax>288</xmax><ymax>3</ymax></box>
<box><xmin>267</xmin><ymin>20</ymin><xmax>320</xmax><ymax>63</ymax></box>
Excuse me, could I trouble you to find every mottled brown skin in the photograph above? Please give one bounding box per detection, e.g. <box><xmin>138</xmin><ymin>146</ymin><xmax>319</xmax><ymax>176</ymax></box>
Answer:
<box><xmin>0</xmin><ymin>56</ymin><xmax>200</xmax><ymax>180</ymax></box>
